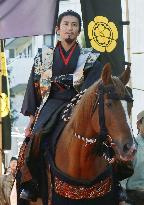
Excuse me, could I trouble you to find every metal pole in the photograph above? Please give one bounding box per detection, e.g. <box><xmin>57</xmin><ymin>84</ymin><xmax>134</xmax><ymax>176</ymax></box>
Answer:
<box><xmin>126</xmin><ymin>0</ymin><xmax>131</xmax><ymax>62</ymax></box>
<box><xmin>125</xmin><ymin>0</ymin><xmax>132</xmax><ymax>87</ymax></box>
<box><xmin>125</xmin><ymin>0</ymin><xmax>133</xmax><ymax>125</ymax></box>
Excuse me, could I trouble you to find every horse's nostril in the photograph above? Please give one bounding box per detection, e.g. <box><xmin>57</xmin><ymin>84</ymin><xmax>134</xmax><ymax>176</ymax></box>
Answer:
<box><xmin>123</xmin><ymin>143</ymin><xmax>131</xmax><ymax>153</ymax></box>
<box><xmin>133</xmin><ymin>148</ymin><xmax>137</xmax><ymax>155</ymax></box>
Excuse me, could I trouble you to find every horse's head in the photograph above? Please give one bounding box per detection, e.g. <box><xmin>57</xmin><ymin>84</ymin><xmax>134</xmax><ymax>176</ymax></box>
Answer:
<box><xmin>91</xmin><ymin>63</ymin><xmax>136</xmax><ymax>161</ymax></box>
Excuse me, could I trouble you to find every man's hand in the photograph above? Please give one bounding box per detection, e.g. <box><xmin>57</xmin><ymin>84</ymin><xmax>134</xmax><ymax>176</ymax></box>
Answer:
<box><xmin>119</xmin><ymin>201</ymin><xmax>127</xmax><ymax>205</ymax></box>
<box><xmin>24</xmin><ymin>115</ymin><xmax>35</xmax><ymax>137</ymax></box>
<box><xmin>24</xmin><ymin>127</ymin><xmax>31</xmax><ymax>137</ymax></box>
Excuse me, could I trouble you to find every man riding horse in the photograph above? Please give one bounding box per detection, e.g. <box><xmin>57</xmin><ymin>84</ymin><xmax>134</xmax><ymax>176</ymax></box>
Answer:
<box><xmin>17</xmin><ymin>10</ymin><xmax>135</xmax><ymax>205</ymax></box>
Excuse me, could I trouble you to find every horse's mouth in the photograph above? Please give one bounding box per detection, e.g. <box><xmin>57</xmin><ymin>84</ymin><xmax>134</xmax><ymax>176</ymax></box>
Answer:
<box><xmin>119</xmin><ymin>151</ymin><xmax>136</xmax><ymax>161</ymax></box>
<box><xmin>110</xmin><ymin>142</ymin><xmax>137</xmax><ymax>162</ymax></box>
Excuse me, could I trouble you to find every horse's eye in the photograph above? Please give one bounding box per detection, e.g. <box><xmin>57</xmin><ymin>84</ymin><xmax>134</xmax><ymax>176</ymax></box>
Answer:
<box><xmin>106</xmin><ymin>100</ymin><xmax>112</xmax><ymax>108</ymax></box>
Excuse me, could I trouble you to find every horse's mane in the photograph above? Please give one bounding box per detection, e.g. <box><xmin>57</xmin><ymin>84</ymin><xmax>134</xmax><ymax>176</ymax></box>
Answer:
<box><xmin>111</xmin><ymin>76</ymin><xmax>127</xmax><ymax>97</ymax></box>
<box><xmin>69</xmin><ymin>75</ymin><xmax>129</xmax><ymax>131</ymax></box>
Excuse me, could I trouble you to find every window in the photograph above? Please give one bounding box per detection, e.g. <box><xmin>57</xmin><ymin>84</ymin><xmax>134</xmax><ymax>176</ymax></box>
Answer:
<box><xmin>9</xmin><ymin>49</ymin><xmax>15</xmax><ymax>58</ymax></box>
<box><xmin>43</xmin><ymin>35</ymin><xmax>54</xmax><ymax>47</ymax></box>
<box><xmin>28</xmin><ymin>44</ymin><xmax>32</xmax><ymax>57</ymax></box>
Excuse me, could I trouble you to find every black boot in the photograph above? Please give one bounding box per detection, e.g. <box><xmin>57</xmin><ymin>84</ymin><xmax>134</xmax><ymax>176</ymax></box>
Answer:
<box><xmin>20</xmin><ymin>179</ymin><xmax>39</xmax><ymax>202</ymax></box>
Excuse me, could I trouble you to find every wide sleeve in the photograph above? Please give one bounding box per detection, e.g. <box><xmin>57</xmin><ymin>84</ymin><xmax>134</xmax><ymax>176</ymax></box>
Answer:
<box><xmin>21</xmin><ymin>65</ymin><xmax>42</xmax><ymax>116</ymax></box>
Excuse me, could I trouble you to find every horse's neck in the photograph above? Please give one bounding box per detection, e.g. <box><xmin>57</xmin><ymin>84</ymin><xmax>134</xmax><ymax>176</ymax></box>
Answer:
<box><xmin>74</xmin><ymin>122</ymin><xmax>94</xmax><ymax>137</ymax></box>
<box><xmin>70</xmin><ymin>108</ymin><xmax>96</xmax><ymax>136</ymax></box>
<box><xmin>55</xmin><ymin>122</ymin><xmax>108</xmax><ymax>181</ymax></box>
<box><xmin>55</xmin><ymin>91</ymin><xmax>108</xmax><ymax>180</ymax></box>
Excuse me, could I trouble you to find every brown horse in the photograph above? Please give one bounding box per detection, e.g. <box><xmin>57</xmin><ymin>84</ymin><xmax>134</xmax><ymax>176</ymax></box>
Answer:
<box><xmin>48</xmin><ymin>63</ymin><xmax>136</xmax><ymax>205</ymax></box>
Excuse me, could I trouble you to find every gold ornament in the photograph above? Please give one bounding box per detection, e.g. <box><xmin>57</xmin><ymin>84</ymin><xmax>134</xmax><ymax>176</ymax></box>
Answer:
<box><xmin>0</xmin><ymin>93</ymin><xmax>10</xmax><ymax>117</ymax></box>
<box><xmin>88</xmin><ymin>16</ymin><xmax>118</xmax><ymax>52</ymax></box>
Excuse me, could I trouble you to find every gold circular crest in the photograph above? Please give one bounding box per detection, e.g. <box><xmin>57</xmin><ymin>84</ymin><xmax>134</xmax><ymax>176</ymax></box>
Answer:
<box><xmin>88</xmin><ymin>16</ymin><xmax>118</xmax><ymax>52</ymax></box>
<box><xmin>0</xmin><ymin>93</ymin><xmax>10</xmax><ymax>117</ymax></box>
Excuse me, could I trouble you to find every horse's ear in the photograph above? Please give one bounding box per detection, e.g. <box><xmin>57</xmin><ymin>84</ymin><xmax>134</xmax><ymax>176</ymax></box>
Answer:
<box><xmin>101</xmin><ymin>63</ymin><xmax>112</xmax><ymax>85</ymax></box>
<box><xmin>119</xmin><ymin>66</ymin><xmax>131</xmax><ymax>85</ymax></box>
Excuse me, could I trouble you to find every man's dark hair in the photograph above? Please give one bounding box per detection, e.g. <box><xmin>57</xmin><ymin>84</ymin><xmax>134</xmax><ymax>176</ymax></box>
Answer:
<box><xmin>57</xmin><ymin>10</ymin><xmax>82</xmax><ymax>32</ymax></box>
<box><xmin>10</xmin><ymin>156</ymin><xmax>17</xmax><ymax>161</ymax></box>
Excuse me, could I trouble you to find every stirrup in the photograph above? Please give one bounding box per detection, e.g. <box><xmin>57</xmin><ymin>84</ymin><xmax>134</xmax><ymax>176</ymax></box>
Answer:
<box><xmin>20</xmin><ymin>189</ymin><xmax>37</xmax><ymax>202</ymax></box>
<box><xmin>20</xmin><ymin>189</ymin><xmax>30</xmax><ymax>200</ymax></box>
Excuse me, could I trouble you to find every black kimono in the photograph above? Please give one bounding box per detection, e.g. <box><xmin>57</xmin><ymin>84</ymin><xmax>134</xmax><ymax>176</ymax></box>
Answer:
<box><xmin>21</xmin><ymin>44</ymin><xmax>102</xmax><ymax>133</ymax></box>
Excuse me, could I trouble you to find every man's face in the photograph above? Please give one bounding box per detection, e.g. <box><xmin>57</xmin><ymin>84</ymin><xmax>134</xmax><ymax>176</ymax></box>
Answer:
<box><xmin>10</xmin><ymin>160</ymin><xmax>17</xmax><ymax>172</ymax></box>
<box><xmin>56</xmin><ymin>15</ymin><xmax>80</xmax><ymax>44</ymax></box>
<box><xmin>137</xmin><ymin>118</ymin><xmax>144</xmax><ymax>135</ymax></box>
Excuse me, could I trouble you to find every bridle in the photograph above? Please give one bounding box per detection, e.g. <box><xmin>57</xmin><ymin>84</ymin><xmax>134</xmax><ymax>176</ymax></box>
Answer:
<box><xmin>92</xmin><ymin>81</ymin><xmax>133</xmax><ymax>144</ymax></box>
<box><xmin>62</xmin><ymin>80</ymin><xmax>133</xmax><ymax>158</ymax></box>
